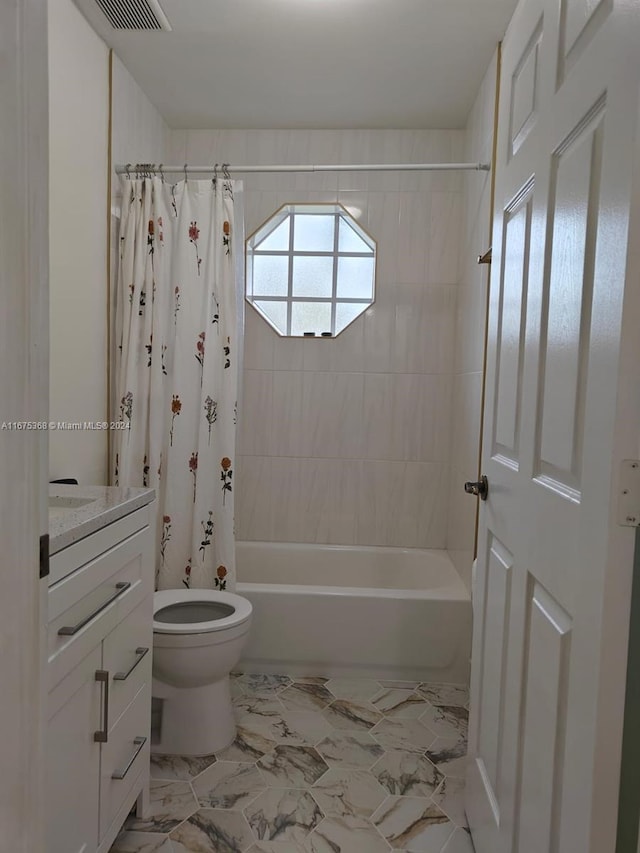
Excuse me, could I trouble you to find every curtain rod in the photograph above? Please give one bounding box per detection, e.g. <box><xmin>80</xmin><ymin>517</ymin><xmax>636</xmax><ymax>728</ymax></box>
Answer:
<box><xmin>115</xmin><ymin>161</ymin><xmax>491</xmax><ymax>176</ymax></box>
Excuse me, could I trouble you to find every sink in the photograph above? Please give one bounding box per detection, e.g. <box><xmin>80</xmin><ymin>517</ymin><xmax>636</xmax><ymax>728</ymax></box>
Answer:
<box><xmin>49</xmin><ymin>495</ymin><xmax>98</xmax><ymax>519</ymax></box>
<box><xmin>49</xmin><ymin>496</ymin><xmax>97</xmax><ymax>510</ymax></box>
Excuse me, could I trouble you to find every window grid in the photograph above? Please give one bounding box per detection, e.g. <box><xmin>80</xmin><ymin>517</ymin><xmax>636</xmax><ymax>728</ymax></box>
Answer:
<box><xmin>287</xmin><ymin>212</ymin><xmax>294</xmax><ymax>335</ymax></box>
<box><xmin>247</xmin><ymin>205</ymin><xmax>376</xmax><ymax>337</ymax></box>
<box><xmin>330</xmin><ymin>213</ymin><xmax>339</xmax><ymax>335</ymax></box>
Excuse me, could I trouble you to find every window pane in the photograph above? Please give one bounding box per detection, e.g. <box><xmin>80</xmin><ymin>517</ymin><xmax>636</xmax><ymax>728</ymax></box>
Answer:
<box><xmin>254</xmin><ymin>300</ymin><xmax>287</xmax><ymax>333</ymax></box>
<box><xmin>336</xmin><ymin>257</ymin><xmax>375</xmax><ymax>299</ymax></box>
<box><xmin>292</xmin><ymin>256</ymin><xmax>334</xmax><ymax>298</ymax></box>
<box><xmin>335</xmin><ymin>302</ymin><xmax>367</xmax><ymax>334</ymax></box>
<box><xmin>293</xmin><ymin>215</ymin><xmax>335</xmax><ymax>252</ymax></box>
<box><xmin>256</xmin><ymin>216</ymin><xmax>290</xmax><ymax>251</ymax></box>
<box><xmin>253</xmin><ymin>255</ymin><xmax>289</xmax><ymax>297</ymax></box>
<box><xmin>291</xmin><ymin>301</ymin><xmax>332</xmax><ymax>336</ymax></box>
<box><xmin>339</xmin><ymin>217</ymin><xmax>372</xmax><ymax>254</ymax></box>
<box><xmin>247</xmin><ymin>204</ymin><xmax>377</xmax><ymax>339</ymax></box>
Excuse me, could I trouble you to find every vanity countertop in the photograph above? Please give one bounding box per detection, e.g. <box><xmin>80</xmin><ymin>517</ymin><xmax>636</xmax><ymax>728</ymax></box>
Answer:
<box><xmin>49</xmin><ymin>484</ymin><xmax>155</xmax><ymax>555</ymax></box>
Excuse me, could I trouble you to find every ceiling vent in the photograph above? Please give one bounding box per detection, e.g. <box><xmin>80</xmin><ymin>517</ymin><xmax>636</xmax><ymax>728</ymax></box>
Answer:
<box><xmin>94</xmin><ymin>0</ymin><xmax>172</xmax><ymax>30</ymax></box>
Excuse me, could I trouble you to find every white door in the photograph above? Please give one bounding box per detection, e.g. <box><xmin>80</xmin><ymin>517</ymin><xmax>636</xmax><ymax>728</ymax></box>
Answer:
<box><xmin>0</xmin><ymin>0</ymin><xmax>49</xmax><ymax>850</ymax></box>
<box><xmin>466</xmin><ymin>1</ymin><xmax>640</xmax><ymax>852</ymax></box>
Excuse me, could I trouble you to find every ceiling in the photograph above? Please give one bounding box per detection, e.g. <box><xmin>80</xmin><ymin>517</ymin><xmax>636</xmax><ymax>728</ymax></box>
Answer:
<box><xmin>74</xmin><ymin>0</ymin><xmax>518</xmax><ymax>129</ymax></box>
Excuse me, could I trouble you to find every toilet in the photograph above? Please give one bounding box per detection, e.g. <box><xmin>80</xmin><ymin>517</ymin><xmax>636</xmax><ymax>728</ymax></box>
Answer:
<box><xmin>151</xmin><ymin>588</ymin><xmax>252</xmax><ymax>756</ymax></box>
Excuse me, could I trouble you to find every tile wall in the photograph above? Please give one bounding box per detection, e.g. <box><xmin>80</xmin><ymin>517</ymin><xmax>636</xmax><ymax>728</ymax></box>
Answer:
<box><xmin>168</xmin><ymin>129</ymin><xmax>465</xmax><ymax>549</ymax></box>
<box><xmin>445</xmin><ymin>53</ymin><xmax>498</xmax><ymax>588</ymax></box>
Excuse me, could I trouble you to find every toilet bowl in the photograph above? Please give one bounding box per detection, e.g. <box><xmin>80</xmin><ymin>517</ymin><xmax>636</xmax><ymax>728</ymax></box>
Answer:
<box><xmin>152</xmin><ymin>588</ymin><xmax>252</xmax><ymax>756</ymax></box>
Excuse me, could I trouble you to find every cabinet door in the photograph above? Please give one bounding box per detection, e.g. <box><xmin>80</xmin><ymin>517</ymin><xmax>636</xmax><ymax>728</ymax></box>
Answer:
<box><xmin>100</xmin><ymin>684</ymin><xmax>151</xmax><ymax>842</ymax></box>
<box><xmin>47</xmin><ymin>644</ymin><xmax>102</xmax><ymax>853</ymax></box>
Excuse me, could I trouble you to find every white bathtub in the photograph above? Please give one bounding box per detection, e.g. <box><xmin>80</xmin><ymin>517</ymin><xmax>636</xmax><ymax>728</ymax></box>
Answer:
<box><xmin>236</xmin><ymin>542</ymin><xmax>472</xmax><ymax>683</ymax></box>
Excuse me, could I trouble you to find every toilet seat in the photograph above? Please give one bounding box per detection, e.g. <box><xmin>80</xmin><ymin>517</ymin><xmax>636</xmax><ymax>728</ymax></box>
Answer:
<box><xmin>153</xmin><ymin>589</ymin><xmax>252</xmax><ymax>635</ymax></box>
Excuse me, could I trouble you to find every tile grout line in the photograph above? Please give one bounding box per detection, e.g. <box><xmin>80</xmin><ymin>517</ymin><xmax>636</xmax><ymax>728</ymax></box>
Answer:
<box><xmin>116</xmin><ymin>674</ymin><xmax>469</xmax><ymax>852</ymax></box>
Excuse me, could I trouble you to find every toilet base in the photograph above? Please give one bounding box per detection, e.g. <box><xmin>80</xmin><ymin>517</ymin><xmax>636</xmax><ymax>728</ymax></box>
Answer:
<box><xmin>151</xmin><ymin>675</ymin><xmax>236</xmax><ymax>756</ymax></box>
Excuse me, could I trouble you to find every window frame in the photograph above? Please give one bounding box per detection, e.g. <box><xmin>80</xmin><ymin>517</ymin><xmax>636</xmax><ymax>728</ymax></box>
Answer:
<box><xmin>245</xmin><ymin>203</ymin><xmax>377</xmax><ymax>338</ymax></box>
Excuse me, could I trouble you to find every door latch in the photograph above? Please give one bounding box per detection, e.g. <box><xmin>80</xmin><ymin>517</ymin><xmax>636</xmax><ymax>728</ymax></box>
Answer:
<box><xmin>464</xmin><ymin>475</ymin><xmax>489</xmax><ymax>501</ymax></box>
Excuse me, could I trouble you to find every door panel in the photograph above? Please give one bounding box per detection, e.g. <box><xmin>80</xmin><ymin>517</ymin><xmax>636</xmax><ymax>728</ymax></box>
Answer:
<box><xmin>493</xmin><ymin>184</ymin><xmax>533</xmax><ymax>465</ymax></box>
<box><xmin>466</xmin><ymin>0</ymin><xmax>640</xmax><ymax>851</ymax></box>
<box><xmin>476</xmin><ymin>535</ymin><xmax>513</xmax><ymax>795</ymax></box>
<box><xmin>559</xmin><ymin>0</ymin><xmax>613</xmax><ymax>84</ymax></box>
<box><xmin>509</xmin><ymin>19</ymin><xmax>543</xmax><ymax>158</ymax></box>
<box><xmin>537</xmin><ymin>103</ymin><xmax>604</xmax><ymax>493</ymax></box>
<box><xmin>516</xmin><ymin>581</ymin><xmax>572</xmax><ymax>853</ymax></box>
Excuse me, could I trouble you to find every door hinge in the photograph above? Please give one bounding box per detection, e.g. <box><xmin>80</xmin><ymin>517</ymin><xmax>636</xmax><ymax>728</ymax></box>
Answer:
<box><xmin>39</xmin><ymin>533</ymin><xmax>49</xmax><ymax>579</ymax></box>
<box><xmin>618</xmin><ymin>460</ymin><xmax>640</xmax><ymax>527</ymax></box>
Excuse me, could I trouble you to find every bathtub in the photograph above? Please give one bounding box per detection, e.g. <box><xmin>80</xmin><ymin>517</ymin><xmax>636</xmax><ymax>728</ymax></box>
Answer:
<box><xmin>236</xmin><ymin>542</ymin><xmax>472</xmax><ymax>683</ymax></box>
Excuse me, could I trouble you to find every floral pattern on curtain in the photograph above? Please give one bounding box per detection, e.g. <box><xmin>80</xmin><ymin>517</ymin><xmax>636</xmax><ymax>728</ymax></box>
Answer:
<box><xmin>113</xmin><ymin>176</ymin><xmax>239</xmax><ymax>591</ymax></box>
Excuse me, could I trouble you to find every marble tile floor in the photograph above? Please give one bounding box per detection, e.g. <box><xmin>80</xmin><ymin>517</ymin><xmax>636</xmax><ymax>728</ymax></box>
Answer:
<box><xmin>110</xmin><ymin>674</ymin><xmax>474</xmax><ymax>853</ymax></box>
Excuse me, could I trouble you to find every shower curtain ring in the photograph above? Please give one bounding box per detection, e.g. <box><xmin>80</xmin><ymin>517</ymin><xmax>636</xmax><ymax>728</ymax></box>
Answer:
<box><xmin>184</xmin><ymin>163</ymin><xmax>188</xmax><ymax>183</ymax></box>
<box><xmin>159</xmin><ymin>164</ymin><xmax>165</xmax><ymax>182</ymax></box>
<box><xmin>213</xmin><ymin>163</ymin><xmax>219</xmax><ymax>187</ymax></box>
<box><xmin>125</xmin><ymin>163</ymin><xmax>131</xmax><ymax>179</ymax></box>
<box><xmin>222</xmin><ymin>163</ymin><xmax>231</xmax><ymax>180</ymax></box>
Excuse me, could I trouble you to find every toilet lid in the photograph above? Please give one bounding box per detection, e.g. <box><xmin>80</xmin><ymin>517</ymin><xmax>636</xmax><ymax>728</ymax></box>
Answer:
<box><xmin>153</xmin><ymin>589</ymin><xmax>252</xmax><ymax>634</ymax></box>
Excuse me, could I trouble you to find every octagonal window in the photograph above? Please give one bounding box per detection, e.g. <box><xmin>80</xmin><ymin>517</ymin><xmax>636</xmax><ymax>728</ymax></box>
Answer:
<box><xmin>246</xmin><ymin>203</ymin><xmax>376</xmax><ymax>337</ymax></box>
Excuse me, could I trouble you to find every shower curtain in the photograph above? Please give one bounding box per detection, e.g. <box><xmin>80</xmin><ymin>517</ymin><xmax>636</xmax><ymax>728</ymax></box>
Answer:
<box><xmin>113</xmin><ymin>176</ymin><xmax>240</xmax><ymax>591</ymax></box>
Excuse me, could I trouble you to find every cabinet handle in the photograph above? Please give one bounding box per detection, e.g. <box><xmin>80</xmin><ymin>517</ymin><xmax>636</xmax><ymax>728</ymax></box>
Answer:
<box><xmin>114</xmin><ymin>647</ymin><xmax>150</xmax><ymax>681</ymax></box>
<box><xmin>58</xmin><ymin>582</ymin><xmax>131</xmax><ymax>636</ymax></box>
<box><xmin>111</xmin><ymin>736</ymin><xmax>147</xmax><ymax>780</ymax></box>
<box><xmin>94</xmin><ymin>670</ymin><xmax>109</xmax><ymax>743</ymax></box>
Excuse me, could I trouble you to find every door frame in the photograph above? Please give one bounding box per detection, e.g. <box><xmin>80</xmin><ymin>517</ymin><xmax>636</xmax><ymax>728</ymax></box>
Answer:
<box><xmin>0</xmin><ymin>0</ymin><xmax>49</xmax><ymax>850</ymax></box>
<box><xmin>615</xmin><ymin>88</ymin><xmax>640</xmax><ymax>853</ymax></box>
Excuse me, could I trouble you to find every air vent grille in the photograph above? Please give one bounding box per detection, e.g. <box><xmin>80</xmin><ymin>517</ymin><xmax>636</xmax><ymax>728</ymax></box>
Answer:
<box><xmin>95</xmin><ymin>0</ymin><xmax>171</xmax><ymax>31</ymax></box>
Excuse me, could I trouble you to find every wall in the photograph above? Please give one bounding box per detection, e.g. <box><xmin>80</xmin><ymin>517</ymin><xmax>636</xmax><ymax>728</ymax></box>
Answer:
<box><xmin>111</xmin><ymin>55</ymin><xmax>170</xmax><ymax>198</ymax></box>
<box><xmin>48</xmin><ymin>0</ymin><xmax>109</xmax><ymax>484</ymax></box>
<box><xmin>109</xmin><ymin>56</ymin><xmax>170</xmax><ymax>458</ymax></box>
<box><xmin>48</xmin><ymin>0</ymin><xmax>168</xmax><ymax>484</ymax></box>
<box><xmin>168</xmin><ymin>129</ymin><xmax>464</xmax><ymax>548</ymax></box>
<box><xmin>446</xmin><ymin>52</ymin><xmax>498</xmax><ymax>587</ymax></box>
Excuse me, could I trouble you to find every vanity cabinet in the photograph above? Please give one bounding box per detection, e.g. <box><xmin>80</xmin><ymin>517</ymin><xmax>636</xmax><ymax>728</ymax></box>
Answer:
<box><xmin>46</xmin><ymin>500</ymin><xmax>155</xmax><ymax>853</ymax></box>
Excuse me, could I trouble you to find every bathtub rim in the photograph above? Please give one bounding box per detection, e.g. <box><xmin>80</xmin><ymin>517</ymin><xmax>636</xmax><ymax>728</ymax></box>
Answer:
<box><xmin>235</xmin><ymin>541</ymin><xmax>469</xmax><ymax>598</ymax></box>
<box><xmin>236</xmin><ymin>580</ymin><xmax>470</xmax><ymax>601</ymax></box>
<box><xmin>236</xmin><ymin>540</ymin><xmax>460</xmax><ymax>560</ymax></box>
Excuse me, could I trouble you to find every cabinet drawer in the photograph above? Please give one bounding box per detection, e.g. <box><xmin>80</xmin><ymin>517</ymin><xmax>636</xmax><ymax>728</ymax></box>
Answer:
<box><xmin>50</xmin><ymin>505</ymin><xmax>150</xmax><ymax>585</ymax></box>
<box><xmin>104</xmin><ymin>597</ymin><xmax>153</xmax><ymax>725</ymax></box>
<box><xmin>48</xmin><ymin>525</ymin><xmax>152</xmax><ymax>691</ymax></box>
<box><xmin>100</xmin><ymin>684</ymin><xmax>151</xmax><ymax>840</ymax></box>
